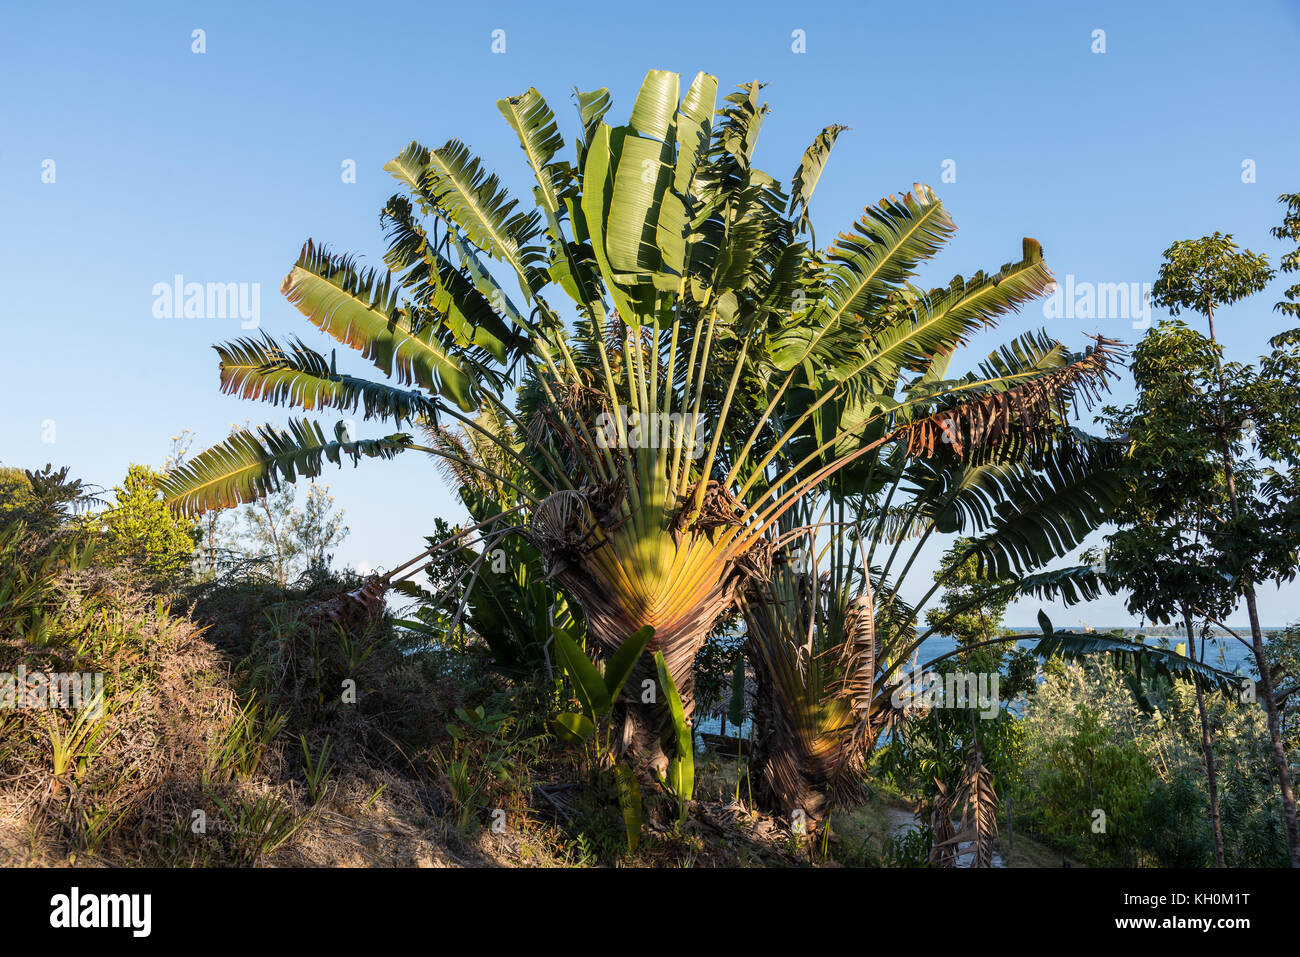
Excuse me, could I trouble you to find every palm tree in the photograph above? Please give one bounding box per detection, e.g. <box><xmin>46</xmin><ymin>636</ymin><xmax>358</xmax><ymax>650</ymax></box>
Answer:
<box><xmin>162</xmin><ymin>70</ymin><xmax>1122</xmax><ymax>785</ymax></box>
<box><xmin>741</xmin><ymin>429</ymin><xmax>1127</xmax><ymax>821</ymax></box>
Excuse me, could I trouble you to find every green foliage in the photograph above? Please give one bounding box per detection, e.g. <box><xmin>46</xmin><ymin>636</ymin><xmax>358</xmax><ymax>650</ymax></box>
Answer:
<box><xmin>94</xmin><ymin>464</ymin><xmax>198</xmax><ymax>588</ymax></box>
<box><xmin>0</xmin><ymin>464</ymin><xmax>103</xmax><ymax>535</ymax></box>
<box><xmin>0</xmin><ymin>466</ymin><xmax>37</xmax><ymax>521</ymax></box>
<box><xmin>876</xmin><ymin>662</ymin><xmax>1024</xmax><ymax>830</ymax></box>
<box><xmin>160</xmin><ymin>70</ymin><xmax>1122</xmax><ymax>807</ymax></box>
<box><xmin>1262</xmin><ymin>623</ymin><xmax>1300</xmax><ymax>751</ymax></box>
<box><xmin>210</xmin><ymin>700</ymin><xmax>287</xmax><ymax>780</ymax></box>
<box><xmin>1271</xmin><ymin>192</ymin><xmax>1300</xmax><ymax>318</ymax></box>
<box><xmin>238</xmin><ymin>483</ymin><xmax>349</xmax><ymax>586</ymax></box>
<box><xmin>923</xmin><ymin>540</ymin><xmax>1018</xmax><ymax>677</ymax></box>
<box><xmin>1024</xmin><ymin>704</ymin><xmax>1157</xmax><ymax>865</ymax></box>
<box><xmin>299</xmin><ymin>733</ymin><xmax>334</xmax><ymax>804</ymax></box>
<box><xmin>208</xmin><ymin>788</ymin><xmax>307</xmax><ymax>866</ymax></box>
<box><xmin>1011</xmin><ymin>658</ymin><xmax>1287</xmax><ymax>867</ymax></box>
<box><xmin>548</xmin><ymin>626</ymin><xmax>654</xmax><ymax>853</ymax></box>
<box><xmin>1151</xmin><ymin>232</ymin><xmax>1274</xmax><ymax>318</ymax></box>
<box><xmin>654</xmin><ymin>650</ymin><xmax>695</xmax><ymax>820</ymax></box>
<box><xmin>1031</xmin><ymin>618</ymin><xmax>1244</xmax><ymax>696</ymax></box>
<box><xmin>614</xmin><ymin>763</ymin><xmax>643</xmax><ymax>853</ymax></box>
<box><xmin>692</xmin><ymin>626</ymin><xmax>745</xmax><ymax>729</ymax></box>
<box><xmin>0</xmin><ymin>520</ymin><xmax>95</xmax><ymax>646</ymax></box>
<box><xmin>881</xmin><ymin>821</ymin><xmax>934</xmax><ymax>868</ymax></box>
<box><xmin>549</xmin><ymin>625</ymin><xmax>654</xmax><ymax>742</ymax></box>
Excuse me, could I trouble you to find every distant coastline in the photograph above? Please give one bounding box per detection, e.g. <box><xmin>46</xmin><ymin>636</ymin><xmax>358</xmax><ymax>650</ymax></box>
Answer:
<box><xmin>1002</xmin><ymin>625</ymin><xmax>1289</xmax><ymax>637</ymax></box>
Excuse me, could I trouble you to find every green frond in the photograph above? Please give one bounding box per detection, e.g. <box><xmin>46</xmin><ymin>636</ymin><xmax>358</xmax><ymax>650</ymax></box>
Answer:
<box><xmin>380</xmin><ymin>196</ymin><xmax>526</xmax><ymax>363</ymax></box>
<box><xmin>280</xmin><ymin>241</ymin><xmax>477</xmax><ymax>410</ymax></box>
<box><xmin>790</xmin><ymin>124</ymin><xmax>847</xmax><ymax>237</ymax></box>
<box><xmin>384</xmin><ymin>140</ymin><xmax>548</xmax><ymax>299</ymax></box>
<box><xmin>1032</xmin><ymin>622</ymin><xmax>1243</xmax><ymax>696</ymax></box>
<box><xmin>498</xmin><ymin>87</ymin><xmax>569</xmax><ymax>214</ymax></box>
<box><xmin>160</xmin><ymin>418</ymin><xmax>411</xmax><ymax>516</ymax></box>
<box><xmin>958</xmin><ymin>442</ymin><xmax>1124</xmax><ymax>578</ymax></box>
<box><xmin>215</xmin><ymin>333</ymin><xmax>438</xmax><ymax>426</ymax></box>
<box><xmin>813</xmin><ymin>186</ymin><xmax>956</xmax><ymax>339</ymax></box>
<box><xmin>573</xmin><ymin>86</ymin><xmax>612</xmax><ymax>171</ymax></box>
<box><xmin>863</xmin><ymin>238</ymin><xmax>1056</xmax><ymax>385</ymax></box>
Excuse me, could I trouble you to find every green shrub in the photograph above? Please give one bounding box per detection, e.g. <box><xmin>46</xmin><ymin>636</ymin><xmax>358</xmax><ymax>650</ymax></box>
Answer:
<box><xmin>94</xmin><ymin>464</ymin><xmax>197</xmax><ymax>589</ymax></box>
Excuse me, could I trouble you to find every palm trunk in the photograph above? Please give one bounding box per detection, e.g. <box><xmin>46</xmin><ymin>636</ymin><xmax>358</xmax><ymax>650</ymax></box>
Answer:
<box><xmin>1184</xmin><ymin>604</ymin><xmax>1226</xmax><ymax>867</ymax></box>
<box><xmin>558</xmin><ymin>559</ymin><xmax>736</xmax><ymax>792</ymax></box>
<box><xmin>745</xmin><ymin>628</ymin><xmax>831</xmax><ymax>820</ymax></box>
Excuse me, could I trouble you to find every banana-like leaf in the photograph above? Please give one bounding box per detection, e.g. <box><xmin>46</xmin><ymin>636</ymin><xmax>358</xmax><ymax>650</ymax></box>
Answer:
<box><xmin>549</xmin><ymin>712</ymin><xmax>596</xmax><ymax>743</ymax></box>
<box><xmin>673</xmin><ymin>72</ymin><xmax>718</xmax><ymax>197</ymax></box>
<box><xmin>553</xmin><ymin>627</ymin><xmax>612</xmax><ymax>719</ymax></box>
<box><xmin>380</xmin><ymin>195</ymin><xmax>524</xmax><ymax>363</ymax></box>
<box><xmin>790</xmin><ymin>124</ymin><xmax>847</xmax><ymax>236</ymax></box>
<box><xmin>614</xmin><ymin>762</ymin><xmax>643</xmax><ymax>853</ymax></box>
<box><xmin>810</xmin><ymin>185</ymin><xmax>956</xmax><ymax>347</ymax></box>
<box><xmin>498</xmin><ymin>87</ymin><xmax>567</xmax><ymax>215</ymax></box>
<box><xmin>573</xmin><ymin>86</ymin><xmax>612</xmax><ymax>171</ymax></box>
<box><xmin>160</xmin><ymin>418</ymin><xmax>411</xmax><ymax>516</ymax></box>
<box><xmin>385</xmin><ymin>140</ymin><xmax>547</xmax><ymax>300</ymax></box>
<box><xmin>281</xmin><ymin>242</ymin><xmax>476</xmax><ymax>410</ymax></box>
<box><xmin>603</xmin><ymin>624</ymin><xmax>655</xmax><ymax>701</ymax></box>
<box><xmin>216</xmin><ymin>333</ymin><xmax>438</xmax><ymax>427</ymax></box>
<box><xmin>1033</xmin><ymin>614</ymin><xmax>1243</xmax><ymax>695</ymax></box>
<box><xmin>958</xmin><ymin>446</ymin><xmax>1124</xmax><ymax>578</ymax></box>
<box><xmin>858</xmin><ymin>239</ymin><xmax>1056</xmax><ymax>385</ymax></box>
<box><xmin>654</xmin><ymin>650</ymin><xmax>695</xmax><ymax>803</ymax></box>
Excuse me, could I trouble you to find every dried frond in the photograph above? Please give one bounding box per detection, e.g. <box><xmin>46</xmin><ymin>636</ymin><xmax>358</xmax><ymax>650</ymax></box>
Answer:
<box><xmin>900</xmin><ymin>336</ymin><xmax>1125</xmax><ymax>461</ymax></box>
<box><xmin>929</xmin><ymin>747</ymin><xmax>1000</xmax><ymax>868</ymax></box>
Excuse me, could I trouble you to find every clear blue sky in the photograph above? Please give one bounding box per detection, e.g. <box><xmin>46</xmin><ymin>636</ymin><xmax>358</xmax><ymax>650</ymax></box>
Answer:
<box><xmin>2</xmin><ymin>0</ymin><xmax>1298</xmax><ymax>626</ymax></box>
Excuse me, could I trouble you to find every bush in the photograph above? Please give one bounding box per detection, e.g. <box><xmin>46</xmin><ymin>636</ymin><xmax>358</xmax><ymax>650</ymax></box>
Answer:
<box><xmin>1010</xmin><ymin>658</ymin><xmax>1286</xmax><ymax>867</ymax></box>
<box><xmin>94</xmin><ymin>464</ymin><xmax>197</xmax><ymax>589</ymax></box>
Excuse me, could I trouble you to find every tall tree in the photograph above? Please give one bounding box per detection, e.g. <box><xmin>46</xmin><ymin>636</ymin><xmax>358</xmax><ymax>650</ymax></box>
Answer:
<box><xmin>162</xmin><ymin>70</ymin><xmax>1126</xmax><ymax>789</ymax></box>
<box><xmin>240</xmin><ymin>484</ymin><xmax>348</xmax><ymax>585</ymax></box>
<box><xmin>287</xmin><ymin>484</ymin><xmax>349</xmax><ymax>573</ymax></box>
<box><xmin>1101</xmin><ymin>321</ymin><xmax>1241</xmax><ymax>866</ymax></box>
<box><xmin>1149</xmin><ymin>228</ymin><xmax>1300</xmax><ymax>866</ymax></box>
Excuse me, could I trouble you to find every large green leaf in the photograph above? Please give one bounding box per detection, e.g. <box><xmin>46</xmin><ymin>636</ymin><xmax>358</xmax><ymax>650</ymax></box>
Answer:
<box><xmin>789</xmin><ymin>124</ymin><xmax>847</xmax><ymax>236</ymax></box>
<box><xmin>160</xmin><ymin>418</ymin><xmax>410</xmax><ymax>516</ymax></box>
<box><xmin>654</xmin><ymin>650</ymin><xmax>695</xmax><ymax>803</ymax></box>
<box><xmin>549</xmin><ymin>712</ymin><xmax>596</xmax><ymax>743</ymax></box>
<box><xmin>807</xmin><ymin>186</ymin><xmax>956</xmax><ymax>354</ymax></box>
<box><xmin>216</xmin><ymin>333</ymin><xmax>438</xmax><ymax>427</ymax></box>
<box><xmin>280</xmin><ymin>242</ymin><xmax>476</xmax><ymax>410</ymax></box>
<box><xmin>614</xmin><ymin>762</ymin><xmax>643</xmax><ymax>853</ymax></box>
<box><xmin>553</xmin><ymin>627</ymin><xmax>612</xmax><ymax>719</ymax></box>
<box><xmin>603</xmin><ymin>624</ymin><xmax>655</xmax><ymax>700</ymax></box>
<box><xmin>385</xmin><ymin>140</ymin><xmax>547</xmax><ymax>300</ymax></box>
<box><xmin>380</xmin><ymin>195</ymin><xmax>524</xmax><ymax>364</ymax></box>
<box><xmin>498</xmin><ymin>87</ymin><xmax>567</xmax><ymax>214</ymax></box>
<box><xmin>1033</xmin><ymin>617</ymin><xmax>1244</xmax><ymax>696</ymax></box>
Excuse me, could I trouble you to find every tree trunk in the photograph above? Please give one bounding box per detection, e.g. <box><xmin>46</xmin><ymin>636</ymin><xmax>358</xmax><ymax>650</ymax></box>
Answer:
<box><xmin>1184</xmin><ymin>604</ymin><xmax>1226</xmax><ymax>867</ymax></box>
<box><xmin>1244</xmin><ymin>584</ymin><xmax>1300</xmax><ymax>866</ymax></box>
<box><xmin>1205</xmin><ymin>305</ymin><xmax>1300</xmax><ymax>867</ymax></box>
<box><xmin>745</xmin><ymin>646</ymin><xmax>829</xmax><ymax>820</ymax></box>
<box><xmin>560</xmin><ymin>564</ymin><xmax>735</xmax><ymax>796</ymax></box>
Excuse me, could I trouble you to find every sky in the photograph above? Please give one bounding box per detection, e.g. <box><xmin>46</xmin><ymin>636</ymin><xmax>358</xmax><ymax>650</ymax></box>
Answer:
<box><xmin>2</xmin><ymin>0</ymin><xmax>1298</xmax><ymax>627</ymax></box>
